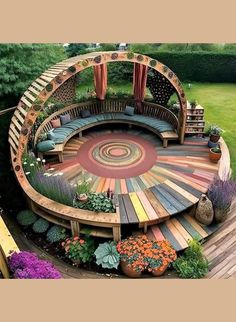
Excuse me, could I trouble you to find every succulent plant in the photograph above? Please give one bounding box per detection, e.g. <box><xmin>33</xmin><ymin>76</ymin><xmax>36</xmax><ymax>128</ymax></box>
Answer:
<box><xmin>68</xmin><ymin>66</ymin><xmax>76</xmax><ymax>73</ymax></box>
<box><xmin>16</xmin><ymin>210</ymin><xmax>38</xmax><ymax>227</ymax></box>
<box><xmin>45</xmin><ymin>83</ymin><xmax>53</xmax><ymax>92</ymax></box>
<box><xmin>46</xmin><ymin>225</ymin><xmax>67</xmax><ymax>243</ymax></box>
<box><xmin>149</xmin><ymin>59</ymin><xmax>157</xmax><ymax>67</ymax></box>
<box><xmin>94</xmin><ymin>241</ymin><xmax>120</xmax><ymax>269</ymax></box>
<box><xmin>32</xmin><ymin>218</ymin><xmax>50</xmax><ymax>234</ymax></box>
<box><xmin>127</xmin><ymin>52</ymin><xmax>134</xmax><ymax>59</ymax></box>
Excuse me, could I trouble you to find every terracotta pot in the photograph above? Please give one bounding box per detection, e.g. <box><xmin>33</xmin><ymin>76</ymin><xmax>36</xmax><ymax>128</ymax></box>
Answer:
<box><xmin>77</xmin><ymin>193</ymin><xmax>88</xmax><ymax>203</ymax></box>
<box><xmin>195</xmin><ymin>194</ymin><xmax>214</xmax><ymax>225</ymax></box>
<box><xmin>120</xmin><ymin>260</ymin><xmax>142</xmax><ymax>278</ymax></box>
<box><xmin>209</xmin><ymin>149</ymin><xmax>222</xmax><ymax>163</ymax></box>
<box><xmin>214</xmin><ymin>208</ymin><xmax>229</xmax><ymax>223</ymax></box>
<box><xmin>151</xmin><ymin>263</ymin><xmax>169</xmax><ymax>277</ymax></box>
<box><xmin>210</xmin><ymin>134</ymin><xmax>220</xmax><ymax>143</ymax></box>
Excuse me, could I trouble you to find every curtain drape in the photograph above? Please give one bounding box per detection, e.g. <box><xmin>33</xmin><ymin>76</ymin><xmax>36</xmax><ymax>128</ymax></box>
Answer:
<box><xmin>93</xmin><ymin>64</ymin><xmax>107</xmax><ymax>100</ymax></box>
<box><xmin>133</xmin><ymin>63</ymin><xmax>148</xmax><ymax>112</ymax></box>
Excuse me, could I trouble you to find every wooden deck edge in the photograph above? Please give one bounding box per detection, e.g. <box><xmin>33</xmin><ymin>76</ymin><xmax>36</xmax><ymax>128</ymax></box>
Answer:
<box><xmin>218</xmin><ymin>137</ymin><xmax>231</xmax><ymax>180</ymax></box>
<box><xmin>0</xmin><ymin>216</ymin><xmax>20</xmax><ymax>278</ymax></box>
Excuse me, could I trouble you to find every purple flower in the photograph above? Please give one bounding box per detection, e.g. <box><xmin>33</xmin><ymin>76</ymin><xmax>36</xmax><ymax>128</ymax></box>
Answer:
<box><xmin>208</xmin><ymin>177</ymin><xmax>236</xmax><ymax>211</ymax></box>
<box><xmin>8</xmin><ymin>251</ymin><xmax>62</xmax><ymax>279</ymax></box>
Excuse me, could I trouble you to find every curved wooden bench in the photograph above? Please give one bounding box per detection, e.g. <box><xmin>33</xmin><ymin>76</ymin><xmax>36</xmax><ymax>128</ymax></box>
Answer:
<box><xmin>34</xmin><ymin>100</ymin><xmax>179</xmax><ymax>162</ymax></box>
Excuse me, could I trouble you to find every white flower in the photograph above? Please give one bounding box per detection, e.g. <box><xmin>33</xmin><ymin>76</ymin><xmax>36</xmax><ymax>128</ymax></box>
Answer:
<box><xmin>36</xmin><ymin>158</ymin><xmax>41</xmax><ymax>162</ymax></box>
<box><xmin>42</xmin><ymin>159</ymin><xmax>46</xmax><ymax>163</ymax></box>
<box><xmin>23</xmin><ymin>162</ymin><xmax>27</xmax><ymax>165</ymax></box>
<box><xmin>86</xmin><ymin>177</ymin><xmax>92</xmax><ymax>183</ymax></box>
<box><xmin>48</xmin><ymin>168</ymin><xmax>55</xmax><ymax>171</ymax></box>
<box><xmin>30</xmin><ymin>163</ymin><xmax>34</xmax><ymax>167</ymax></box>
<box><xmin>25</xmin><ymin>172</ymin><xmax>31</xmax><ymax>175</ymax></box>
<box><xmin>58</xmin><ymin>172</ymin><xmax>64</xmax><ymax>176</ymax></box>
<box><xmin>77</xmin><ymin>180</ymin><xmax>82</xmax><ymax>185</ymax></box>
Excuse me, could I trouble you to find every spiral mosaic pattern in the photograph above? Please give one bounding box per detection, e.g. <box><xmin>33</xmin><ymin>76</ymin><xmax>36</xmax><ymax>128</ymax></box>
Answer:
<box><xmin>77</xmin><ymin>133</ymin><xmax>157</xmax><ymax>178</ymax></box>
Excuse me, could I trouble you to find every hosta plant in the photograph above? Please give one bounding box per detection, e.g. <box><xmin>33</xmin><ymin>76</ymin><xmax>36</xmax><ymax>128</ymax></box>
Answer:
<box><xmin>16</xmin><ymin>210</ymin><xmax>38</xmax><ymax>227</ymax></box>
<box><xmin>94</xmin><ymin>241</ymin><xmax>120</xmax><ymax>269</ymax></box>
<box><xmin>74</xmin><ymin>193</ymin><xmax>116</xmax><ymax>213</ymax></box>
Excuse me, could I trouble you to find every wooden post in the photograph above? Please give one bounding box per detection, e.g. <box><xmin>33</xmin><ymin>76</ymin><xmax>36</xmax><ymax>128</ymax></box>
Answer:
<box><xmin>112</xmin><ymin>226</ymin><xmax>121</xmax><ymax>242</ymax></box>
<box><xmin>71</xmin><ymin>220</ymin><xmax>80</xmax><ymax>237</ymax></box>
<box><xmin>0</xmin><ymin>249</ymin><xmax>10</xmax><ymax>279</ymax></box>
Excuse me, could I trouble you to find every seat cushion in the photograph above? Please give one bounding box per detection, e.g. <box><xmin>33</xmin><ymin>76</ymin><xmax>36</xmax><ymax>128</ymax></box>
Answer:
<box><xmin>37</xmin><ymin>140</ymin><xmax>55</xmax><ymax>152</ymax></box>
<box><xmin>47</xmin><ymin>112</ymin><xmax>175</xmax><ymax>145</ymax></box>
<box><xmin>47</xmin><ymin>130</ymin><xmax>56</xmax><ymax>141</ymax></box>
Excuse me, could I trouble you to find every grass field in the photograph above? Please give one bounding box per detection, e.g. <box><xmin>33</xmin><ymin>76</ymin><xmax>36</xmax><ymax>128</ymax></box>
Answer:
<box><xmin>78</xmin><ymin>82</ymin><xmax>236</xmax><ymax>177</ymax></box>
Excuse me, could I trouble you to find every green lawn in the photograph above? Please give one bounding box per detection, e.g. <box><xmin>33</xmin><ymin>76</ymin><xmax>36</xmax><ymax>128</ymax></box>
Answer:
<box><xmin>77</xmin><ymin>82</ymin><xmax>236</xmax><ymax>177</ymax></box>
<box><xmin>182</xmin><ymin>83</ymin><xmax>236</xmax><ymax>178</ymax></box>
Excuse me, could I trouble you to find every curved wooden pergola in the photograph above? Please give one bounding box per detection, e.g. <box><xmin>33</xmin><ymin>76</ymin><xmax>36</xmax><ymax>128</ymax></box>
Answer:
<box><xmin>9</xmin><ymin>51</ymin><xmax>187</xmax><ymax>177</ymax></box>
<box><xmin>8</xmin><ymin>51</ymin><xmax>189</xmax><ymax>242</ymax></box>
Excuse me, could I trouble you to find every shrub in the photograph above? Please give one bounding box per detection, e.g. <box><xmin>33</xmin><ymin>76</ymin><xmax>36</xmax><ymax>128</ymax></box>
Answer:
<box><xmin>46</xmin><ymin>225</ymin><xmax>67</xmax><ymax>243</ymax></box>
<box><xmin>32</xmin><ymin>218</ymin><xmax>50</xmax><ymax>234</ymax></box>
<box><xmin>173</xmin><ymin>239</ymin><xmax>209</xmax><ymax>279</ymax></box>
<box><xmin>16</xmin><ymin>210</ymin><xmax>38</xmax><ymax>227</ymax></box>
<box><xmin>74</xmin><ymin>193</ymin><xmax>116</xmax><ymax>213</ymax></box>
<box><xmin>61</xmin><ymin>236</ymin><xmax>95</xmax><ymax>263</ymax></box>
<box><xmin>94</xmin><ymin>241</ymin><xmax>120</xmax><ymax>269</ymax></box>
<box><xmin>205</xmin><ymin>124</ymin><xmax>223</xmax><ymax>136</ymax></box>
<box><xmin>9</xmin><ymin>251</ymin><xmax>62</xmax><ymax>279</ymax></box>
<box><xmin>208</xmin><ymin>178</ymin><xmax>236</xmax><ymax>212</ymax></box>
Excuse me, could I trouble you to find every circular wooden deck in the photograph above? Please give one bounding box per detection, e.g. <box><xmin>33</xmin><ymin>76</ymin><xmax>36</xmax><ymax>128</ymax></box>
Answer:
<box><xmin>47</xmin><ymin>126</ymin><xmax>220</xmax><ymax>249</ymax></box>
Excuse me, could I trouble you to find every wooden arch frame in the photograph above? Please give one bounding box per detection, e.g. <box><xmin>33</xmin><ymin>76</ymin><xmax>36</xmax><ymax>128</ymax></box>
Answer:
<box><xmin>9</xmin><ymin>51</ymin><xmax>187</xmax><ymax>183</ymax></box>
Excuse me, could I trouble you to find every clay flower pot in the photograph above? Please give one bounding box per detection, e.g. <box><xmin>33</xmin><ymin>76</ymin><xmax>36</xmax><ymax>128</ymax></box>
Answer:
<box><xmin>151</xmin><ymin>263</ymin><xmax>169</xmax><ymax>277</ymax></box>
<box><xmin>210</xmin><ymin>134</ymin><xmax>220</xmax><ymax>143</ymax></box>
<box><xmin>209</xmin><ymin>148</ymin><xmax>222</xmax><ymax>163</ymax></box>
<box><xmin>195</xmin><ymin>194</ymin><xmax>214</xmax><ymax>226</ymax></box>
<box><xmin>120</xmin><ymin>260</ymin><xmax>142</xmax><ymax>278</ymax></box>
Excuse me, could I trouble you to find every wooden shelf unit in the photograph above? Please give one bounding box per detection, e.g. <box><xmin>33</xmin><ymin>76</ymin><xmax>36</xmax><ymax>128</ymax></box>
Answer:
<box><xmin>185</xmin><ymin>102</ymin><xmax>205</xmax><ymax>137</ymax></box>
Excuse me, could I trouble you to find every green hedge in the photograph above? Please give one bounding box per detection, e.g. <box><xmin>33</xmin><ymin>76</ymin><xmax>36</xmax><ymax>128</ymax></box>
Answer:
<box><xmin>79</xmin><ymin>51</ymin><xmax>236</xmax><ymax>83</ymax></box>
<box><xmin>144</xmin><ymin>51</ymin><xmax>236</xmax><ymax>82</ymax></box>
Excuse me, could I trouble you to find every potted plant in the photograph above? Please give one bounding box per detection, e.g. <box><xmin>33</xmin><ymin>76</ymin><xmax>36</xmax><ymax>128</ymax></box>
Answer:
<box><xmin>206</xmin><ymin>124</ymin><xmax>223</xmax><ymax>143</ymax></box>
<box><xmin>75</xmin><ymin>178</ymin><xmax>92</xmax><ymax>202</ymax></box>
<box><xmin>94</xmin><ymin>241</ymin><xmax>120</xmax><ymax>269</ymax></box>
<box><xmin>190</xmin><ymin>99</ymin><xmax>197</xmax><ymax>109</ymax></box>
<box><xmin>208</xmin><ymin>178</ymin><xmax>236</xmax><ymax>222</ymax></box>
<box><xmin>61</xmin><ymin>236</ymin><xmax>95</xmax><ymax>265</ymax></box>
<box><xmin>209</xmin><ymin>147</ymin><xmax>222</xmax><ymax>163</ymax></box>
<box><xmin>116</xmin><ymin>235</ymin><xmax>177</xmax><ymax>278</ymax></box>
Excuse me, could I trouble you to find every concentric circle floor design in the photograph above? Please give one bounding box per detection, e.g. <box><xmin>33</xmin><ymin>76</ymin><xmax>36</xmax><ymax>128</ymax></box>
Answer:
<box><xmin>76</xmin><ymin>133</ymin><xmax>157</xmax><ymax>178</ymax></box>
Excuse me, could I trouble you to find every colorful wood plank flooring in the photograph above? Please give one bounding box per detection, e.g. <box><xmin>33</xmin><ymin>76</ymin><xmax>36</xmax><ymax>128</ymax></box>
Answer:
<box><xmin>48</xmin><ymin>127</ymin><xmax>220</xmax><ymax>251</ymax></box>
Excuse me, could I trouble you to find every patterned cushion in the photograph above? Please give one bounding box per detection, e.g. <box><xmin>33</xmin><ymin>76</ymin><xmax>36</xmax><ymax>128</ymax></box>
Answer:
<box><xmin>51</xmin><ymin>118</ymin><xmax>61</xmax><ymax>128</ymax></box>
<box><xmin>60</xmin><ymin>114</ymin><xmax>71</xmax><ymax>125</ymax></box>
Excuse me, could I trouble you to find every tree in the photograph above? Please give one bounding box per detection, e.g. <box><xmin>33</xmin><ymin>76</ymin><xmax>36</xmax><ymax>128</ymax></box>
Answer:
<box><xmin>0</xmin><ymin>43</ymin><xmax>66</xmax><ymax>108</ymax></box>
<box><xmin>66</xmin><ymin>43</ymin><xmax>89</xmax><ymax>57</ymax></box>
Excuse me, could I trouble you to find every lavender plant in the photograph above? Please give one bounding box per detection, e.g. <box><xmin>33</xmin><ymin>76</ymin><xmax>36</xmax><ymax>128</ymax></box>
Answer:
<box><xmin>208</xmin><ymin>177</ymin><xmax>236</xmax><ymax>212</ymax></box>
<box><xmin>30</xmin><ymin>170</ymin><xmax>76</xmax><ymax>206</ymax></box>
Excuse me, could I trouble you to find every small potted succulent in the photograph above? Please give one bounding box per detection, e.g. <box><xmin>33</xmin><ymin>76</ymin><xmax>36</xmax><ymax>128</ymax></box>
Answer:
<box><xmin>207</xmin><ymin>124</ymin><xmax>223</xmax><ymax>143</ymax></box>
<box><xmin>61</xmin><ymin>236</ymin><xmax>95</xmax><ymax>266</ymax></box>
<box><xmin>208</xmin><ymin>178</ymin><xmax>236</xmax><ymax>222</ymax></box>
<box><xmin>209</xmin><ymin>147</ymin><xmax>222</xmax><ymax>163</ymax></box>
<box><xmin>75</xmin><ymin>178</ymin><xmax>92</xmax><ymax>202</ymax></box>
<box><xmin>94</xmin><ymin>241</ymin><xmax>120</xmax><ymax>269</ymax></box>
<box><xmin>190</xmin><ymin>99</ymin><xmax>197</xmax><ymax>109</ymax></box>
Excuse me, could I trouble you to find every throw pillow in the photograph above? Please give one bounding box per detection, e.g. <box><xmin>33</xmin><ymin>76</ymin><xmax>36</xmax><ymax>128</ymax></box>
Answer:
<box><xmin>51</xmin><ymin>118</ymin><xmax>61</xmax><ymax>128</ymax></box>
<box><xmin>60</xmin><ymin>113</ymin><xmax>71</xmax><ymax>125</ymax></box>
<box><xmin>37</xmin><ymin>140</ymin><xmax>55</xmax><ymax>152</ymax></box>
<box><xmin>81</xmin><ymin>109</ymin><xmax>91</xmax><ymax>118</ymax></box>
<box><xmin>124</xmin><ymin>106</ymin><xmax>135</xmax><ymax>116</ymax></box>
<box><xmin>47</xmin><ymin>130</ymin><xmax>56</xmax><ymax>141</ymax></box>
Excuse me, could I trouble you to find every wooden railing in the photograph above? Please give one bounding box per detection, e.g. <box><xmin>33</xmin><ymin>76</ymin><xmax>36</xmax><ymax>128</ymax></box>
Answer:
<box><xmin>34</xmin><ymin>99</ymin><xmax>179</xmax><ymax>145</ymax></box>
<box><xmin>0</xmin><ymin>216</ymin><xmax>20</xmax><ymax>278</ymax></box>
<box><xmin>0</xmin><ymin>106</ymin><xmax>17</xmax><ymax>116</ymax></box>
